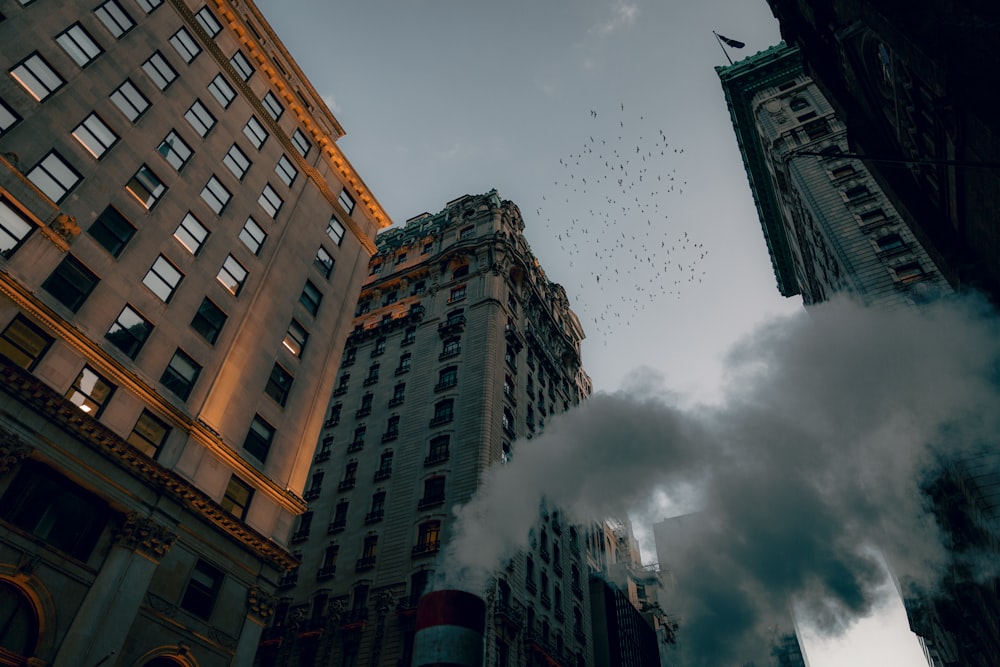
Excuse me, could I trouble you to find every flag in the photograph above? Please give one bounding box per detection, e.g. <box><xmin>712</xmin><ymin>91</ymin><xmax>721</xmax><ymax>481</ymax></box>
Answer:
<box><xmin>717</xmin><ymin>34</ymin><xmax>746</xmax><ymax>49</ymax></box>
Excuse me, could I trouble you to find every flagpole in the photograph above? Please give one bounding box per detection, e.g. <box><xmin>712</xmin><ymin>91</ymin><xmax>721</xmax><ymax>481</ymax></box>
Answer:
<box><xmin>713</xmin><ymin>31</ymin><xmax>733</xmax><ymax>66</ymax></box>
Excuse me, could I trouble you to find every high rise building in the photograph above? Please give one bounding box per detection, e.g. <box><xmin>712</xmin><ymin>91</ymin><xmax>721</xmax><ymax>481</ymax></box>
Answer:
<box><xmin>256</xmin><ymin>190</ymin><xmax>596</xmax><ymax>667</ymax></box>
<box><xmin>0</xmin><ymin>0</ymin><xmax>388</xmax><ymax>664</ymax></box>
<box><xmin>716</xmin><ymin>42</ymin><xmax>951</xmax><ymax>307</ymax></box>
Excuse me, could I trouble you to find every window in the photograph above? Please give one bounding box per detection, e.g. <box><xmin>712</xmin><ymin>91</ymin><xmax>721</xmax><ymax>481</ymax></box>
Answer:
<box><xmin>460</xmin><ymin>226</ymin><xmax>474</xmax><ymax>240</ymax></box>
<box><xmin>169</xmin><ymin>27</ymin><xmax>200</xmax><ymax>63</ymax></box>
<box><xmin>0</xmin><ymin>197</ymin><xmax>31</xmax><ymax>257</ymax></box>
<box><xmin>200</xmin><ymin>176</ymin><xmax>231</xmax><ymax>214</ymax></box>
<box><xmin>88</xmin><ymin>206</ymin><xmax>134</xmax><ymax>256</ymax></box>
<box><xmin>331</xmin><ymin>500</ymin><xmax>349</xmax><ymax>530</ymax></box>
<box><xmin>66</xmin><ymin>365</ymin><xmax>115</xmax><ymax>416</ymax></box>
<box><xmin>157</xmin><ymin>130</ymin><xmax>192</xmax><ymax>171</ymax></box>
<box><xmin>326</xmin><ymin>218</ymin><xmax>345</xmax><ymax>245</ymax></box>
<box><xmin>431</xmin><ymin>398</ymin><xmax>454</xmax><ymax>425</ymax></box>
<box><xmin>42</xmin><ymin>255</ymin><xmax>98</xmax><ymax>311</ymax></box>
<box><xmin>803</xmin><ymin>118</ymin><xmax>831</xmax><ymax>140</ymax></box>
<box><xmin>258</xmin><ymin>184</ymin><xmax>283</xmax><ymax>218</ymax></box>
<box><xmin>185</xmin><ymin>100</ymin><xmax>216</xmax><ymax>136</ymax></box>
<box><xmin>180</xmin><ymin>560</ymin><xmax>223</xmax><ymax>619</ymax></box>
<box><xmin>830</xmin><ymin>164</ymin><xmax>856</xmax><ymax>180</ymax></box>
<box><xmin>105</xmin><ymin>304</ymin><xmax>152</xmax><ymax>358</ymax></box>
<box><xmin>173</xmin><ymin>212</ymin><xmax>208</xmax><ymax>255</ymax></box>
<box><xmin>0</xmin><ymin>461</ymin><xmax>111</xmax><ymax>561</ymax></box>
<box><xmin>844</xmin><ymin>185</ymin><xmax>871</xmax><ymax>203</ymax></box>
<box><xmin>0</xmin><ymin>315</ymin><xmax>52</xmax><ymax>370</ymax></box>
<box><xmin>441</xmin><ymin>338</ymin><xmax>460</xmax><ymax>358</ymax></box>
<box><xmin>419</xmin><ymin>476</ymin><xmax>445</xmax><ymax>506</ymax></box>
<box><xmin>27</xmin><ymin>151</ymin><xmax>81</xmax><ymax>203</ymax></box>
<box><xmin>367</xmin><ymin>491</ymin><xmax>386</xmax><ymax>522</ymax></box>
<box><xmin>0</xmin><ymin>98</ymin><xmax>22</xmax><ymax>137</ymax></box>
<box><xmin>449</xmin><ymin>285</ymin><xmax>466</xmax><ymax>302</ymax></box>
<box><xmin>397</xmin><ymin>353</ymin><xmax>411</xmax><ymax>373</ymax></box>
<box><xmin>893</xmin><ymin>262</ymin><xmax>925</xmax><ymax>283</ymax></box>
<box><xmin>94</xmin><ymin>0</ymin><xmax>134</xmax><ymax>38</ymax></box>
<box><xmin>195</xmin><ymin>6</ymin><xmax>222</xmax><ymax>37</ymax></box>
<box><xmin>57</xmin><ymin>23</ymin><xmax>103</xmax><ymax>67</ymax></box>
<box><xmin>135</xmin><ymin>0</ymin><xmax>163</xmax><ymax>13</ymax></box>
<box><xmin>229</xmin><ymin>50</ymin><xmax>254</xmax><ymax>81</ymax></box>
<box><xmin>191</xmin><ymin>297</ymin><xmax>226</xmax><ymax>344</ymax></box>
<box><xmin>789</xmin><ymin>97</ymin><xmax>809</xmax><ymax>111</ymax></box>
<box><xmin>372</xmin><ymin>338</ymin><xmax>386</xmax><ymax>356</ymax></box>
<box><xmin>243</xmin><ymin>115</ymin><xmax>268</xmax><ymax>149</ymax></box>
<box><xmin>262</xmin><ymin>91</ymin><xmax>283</xmax><ymax>120</ymax></box>
<box><xmin>314</xmin><ymin>246</ymin><xmax>334</xmax><ymax>278</ymax></box>
<box><xmin>244</xmin><ymin>415</ymin><xmax>274</xmax><ymax>462</ymax></box>
<box><xmin>223</xmin><ymin>144</ymin><xmax>251</xmax><ymax>180</ymax></box>
<box><xmin>338</xmin><ymin>189</ymin><xmax>355</xmax><ymax>215</ymax></box>
<box><xmin>293</xmin><ymin>511</ymin><xmax>313</xmax><ymax>540</ymax></box>
<box><xmin>383</xmin><ymin>415</ymin><xmax>399</xmax><ymax>439</ymax></box>
<box><xmin>275</xmin><ymin>155</ymin><xmax>297</xmax><ymax>186</ymax></box>
<box><xmin>351</xmin><ymin>426</ymin><xmax>366</xmax><ymax>448</ymax></box>
<box><xmin>359</xmin><ymin>536</ymin><xmax>377</xmax><ymax>565</ymax></box>
<box><xmin>395</xmin><ymin>253</ymin><xmax>407</xmax><ymax>265</ymax></box>
<box><xmin>235</xmin><ymin>217</ymin><xmax>266</xmax><ymax>255</ymax></box>
<box><xmin>300</xmin><ymin>280</ymin><xmax>322</xmax><ymax>315</ymax></box>
<box><xmin>208</xmin><ymin>74</ymin><xmax>235</xmax><ymax>108</ymax></box>
<box><xmin>265</xmin><ymin>363</ymin><xmax>293</xmax><ymax>406</ymax></box>
<box><xmin>377</xmin><ymin>450</ymin><xmax>394</xmax><ymax>478</ymax></box>
<box><xmin>71</xmin><ymin>113</ymin><xmax>118</xmax><ymax>159</ymax></box>
<box><xmin>402</xmin><ymin>326</ymin><xmax>416</xmax><ymax>345</ymax></box>
<box><xmin>437</xmin><ymin>365</ymin><xmax>457</xmax><ymax>390</ymax></box>
<box><xmin>221</xmin><ymin>475</ymin><xmax>252</xmax><ymax>519</ymax></box>
<box><xmin>859</xmin><ymin>209</ymin><xmax>888</xmax><ymax>226</ymax></box>
<box><xmin>110</xmin><ymin>79</ymin><xmax>149</xmax><ymax>121</ymax></box>
<box><xmin>291</xmin><ymin>129</ymin><xmax>311</xmax><ymax>157</ymax></box>
<box><xmin>422</xmin><ymin>242</ymin><xmax>433</xmax><ymax>254</ymax></box>
<box><xmin>283</xmin><ymin>320</ymin><xmax>307</xmax><ymax>357</ymax></box>
<box><xmin>876</xmin><ymin>233</ymin><xmax>905</xmax><ymax>253</ymax></box>
<box><xmin>10</xmin><ymin>53</ymin><xmax>64</xmax><ymax>102</ymax></box>
<box><xmin>143</xmin><ymin>255</ymin><xmax>182</xmax><ymax>302</ymax></box>
<box><xmin>142</xmin><ymin>51</ymin><xmax>177</xmax><ymax>90</ymax></box>
<box><xmin>125</xmin><ymin>165</ymin><xmax>167</xmax><ymax>209</ymax></box>
<box><xmin>427</xmin><ymin>435</ymin><xmax>449</xmax><ymax>463</ymax></box>
<box><xmin>161</xmin><ymin>349</ymin><xmax>200</xmax><ymax>399</ymax></box>
<box><xmin>217</xmin><ymin>255</ymin><xmax>247</xmax><ymax>295</ymax></box>
<box><xmin>127</xmin><ymin>409</ymin><xmax>169</xmax><ymax>457</ymax></box>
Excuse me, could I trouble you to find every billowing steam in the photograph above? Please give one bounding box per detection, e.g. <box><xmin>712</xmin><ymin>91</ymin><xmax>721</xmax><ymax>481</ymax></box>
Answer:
<box><xmin>439</xmin><ymin>295</ymin><xmax>1000</xmax><ymax>664</ymax></box>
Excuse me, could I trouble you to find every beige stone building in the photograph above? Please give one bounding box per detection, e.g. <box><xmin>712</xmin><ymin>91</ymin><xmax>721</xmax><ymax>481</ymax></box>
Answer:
<box><xmin>0</xmin><ymin>0</ymin><xmax>388</xmax><ymax>664</ymax></box>
<box><xmin>258</xmin><ymin>190</ymin><xmax>595</xmax><ymax>667</ymax></box>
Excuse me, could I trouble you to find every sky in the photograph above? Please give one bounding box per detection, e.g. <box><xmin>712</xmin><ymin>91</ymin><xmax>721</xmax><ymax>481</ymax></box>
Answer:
<box><xmin>255</xmin><ymin>1</ymin><xmax>936</xmax><ymax>664</ymax></box>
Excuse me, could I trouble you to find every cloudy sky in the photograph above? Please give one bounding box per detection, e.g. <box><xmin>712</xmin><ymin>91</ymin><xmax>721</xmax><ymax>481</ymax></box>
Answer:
<box><xmin>256</xmin><ymin>0</ymin><xmax>930</xmax><ymax>663</ymax></box>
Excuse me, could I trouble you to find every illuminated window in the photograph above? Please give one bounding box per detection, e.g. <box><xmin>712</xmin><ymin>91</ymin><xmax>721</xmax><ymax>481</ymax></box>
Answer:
<box><xmin>66</xmin><ymin>365</ymin><xmax>115</xmax><ymax>416</ymax></box>
<box><xmin>221</xmin><ymin>475</ymin><xmax>252</xmax><ymax>520</ymax></box>
<box><xmin>216</xmin><ymin>255</ymin><xmax>247</xmax><ymax>295</ymax></box>
<box><xmin>0</xmin><ymin>315</ymin><xmax>52</xmax><ymax>371</ymax></box>
<box><xmin>282</xmin><ymin>320</ymin><xmax>308</xmax><ymax>357</ymax></box>
<box><xmin>125</xmin><ymin>165</ymin><xmax>167</xmax><ymax>209</ymax></box>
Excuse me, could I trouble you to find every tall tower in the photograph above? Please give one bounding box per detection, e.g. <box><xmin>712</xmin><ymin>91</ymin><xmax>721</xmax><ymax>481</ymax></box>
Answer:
<box><xmin>258</xmin><ymin>190</ymin><xmax>595</xmax><ymax>667</ymax></box>
<box><xmin>0</xmin><ymin>0</ymin><xmax>388</xmax><ymax>664</ymax></box>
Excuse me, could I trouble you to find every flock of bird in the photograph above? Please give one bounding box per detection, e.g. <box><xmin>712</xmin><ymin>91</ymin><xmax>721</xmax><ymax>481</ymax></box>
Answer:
<box><xmin>533</xmin><ymin>103</ymin><xmax>709</xmax><ymax>343</ymax></box>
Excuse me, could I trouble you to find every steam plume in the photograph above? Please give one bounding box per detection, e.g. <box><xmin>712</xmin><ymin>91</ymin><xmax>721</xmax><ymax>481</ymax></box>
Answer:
<box><xmin>440</xmin><ymin>295</ymin><xmax>1000</xmax><ymax>664</ymax></box>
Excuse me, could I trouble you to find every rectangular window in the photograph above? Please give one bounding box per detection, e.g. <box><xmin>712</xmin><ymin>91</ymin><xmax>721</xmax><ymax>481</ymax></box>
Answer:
<box><xmin>173</xmin><ymin>212</ymin><xmax>208</xmax><ymax>254</ymax></box>
<box><xmin>28</xmin><ymin>151</ymin><xmax>81</xmax><ymax>204</ymax></box>
<box><xmin>216</xmin><ymin>255</ymin><xmax>247</xmax><ymax>295</ymax></box>
<box><xmin>105</xmin><ymin>304</ymin><xmax>152</xmax><ymax>359</ymax></box>
<box><xmin>243</xmin><ymin>115</ymin><xmax>267</xmax><ymax>149</ymax></box>
<box><xmin>0</xmin><ymin>98</ymin><xmax>22</xmax><ymax>136</ymax></box>
<box><xmin>282</xmin><ymin>320</ymin><xmax>307</xmax><ymax>357</ymax></box>
<box><xmin>222</xmin><ymin>144</ymin><xmax>251</xmax><ymax>180</ymax></box>
<box><xmin>0</xmin><ymin>315</ymin><xmax>52</xmax><ymax>370</ymax></box>
<box><xmin>128</xmin><ymin>410</ymin><xmax>169</xmax><ymax>457</ymax></box>
<box><xmin>125</xmin><ymin>164</ymin><xmax>167</xmax><ymax>210</ymax></box>
<box><xmin>180</xmin><ymin>560</ymin><xmax>223</xmax><ymax>619</ymax></box>
<box><xmin>42</xmin><ymin>255</ymin><xmax>98</xmax><ymax>311</ymax></box>
<box><xmin>338</xmin><ymin>189</ymin><xmax>355</xmax><ymax>215</ymax></box>
<box><xmin>327</xmin><ymin>218</ymin><xmax>345</xmax><ymax>245</ymax></box>
<box><xmin>142</xmin><ymin>51</ymin><xmax>177</xmax><ymax>90</ymax></box>
<box><xmin>110</xmin><ymin>79</ymin><xmax>149</xmax><ymax>122</ymax></box>
<box><xmin>66</xmin><ymin>365</ymin><xmax>115</xmax><ymax>416</ymax></box>
<box><xmin>94</xmin><ymin>0</ymin><xmax>135</xmax><ymax>38</ymax></box>
<box><xmin>208</xmin><ymin>74</ymin><xmax>235</xmax><ymax>108</ymax></box>
<box><xmin>88</xmin><ymin>206</ymin><xmax>134</xmax><ymax>256</ymax></box>
<box><xmin>265</xmin><ymin>363</ymin><xmax>293</xmax><ymax>406</ymax></box>
<box><xmin>258</xmin><ymin>184</ymin><xmax>282</xmax><ymax>218</ymax></box>
<box><xmin>157</xmin><ymin>130</ymin><xmax>192</xmax><ymax>171</ymax></box>
<box><xmin>239</xmin><ymin>217</ymin><xmax>266</xmax><ymax>255</ymax></box>
<box><xmin>72</xmin><ymin>113</ymin><xmax>118</xmax><ymax>159</ymax></box>
<box><xmin>221</xmin><ymin>475</ymin><xmax>253</xmax><ymax>519</ymax></box>
<box><xmin>229</xmin><ymin>50</ymin><xmax>254</xmax><ymax>81</ymax></box>
<box><xmin>195</xmin><ymin>6</ymin><xmax>222</xmax><ymax>37</ymax></box>
<box><xmin>191</xmin><ymin>297</ymin><xmax>226</xmax><ymax>344</ymax></box>
<box><xmin>56</xmin><ymin>23</ymin><xmax>103</xmax><ymax>67</ymax></box>
<box><xmin>262</xmin><ymin>91</ymin><xmax>283</xmax><ymax>120</ymax></box>
<box><xmin>169</xmin><ymin>27</ymin><xmax>200</xmax><ymax>63</ymax></box>
<box><xmin>300</xmin><ymin>281</ymin><xmax>322</xmax><ymax>315</ymax></box>
<box><xmin>274</xmin><ymin>155</ymin><xmax>297</xmax><ymax>186</ymax></box>
<box><xmin>184</xmin><ymin>100</ymin><xmax>216</xmax><ymax>137</ymax></box>
<box><xmin>244</xmin><ymin>415</ymin><xmax>274</xmax><ymax>462</ymax></box>
<box><xmin>200</xmin><ymin>176</ymin><xmax>231</xmax><ymax>214</ymax></box>
<box><xmin>143</xmin><ymin>255</ymin><xmax>182</xmax><ymax>302</ymax></box>
<box><xmin>0</xmin><ymin>197</ymin><xmax>32</xmax><ymax>257</ymax></box>
<box><xmin>161</xmin><ymin>349</ymin><xmax>200</xmax><ymax>399</ymax></box>
<box><xmin>10</xmin><ymin>53</ymin><xmax>64</xmax><ymax>102</ymax></box>
<box><xmin>291</xmin><ymin>129</ymin><xmax>311</xmax><ymax>157</ymax></box>
<box><xmin>314</xmin><ymin>246</ymin><xmax>334</xmax><ymax>278</ymax></box>
<box><xmin>135</xmin><ymin>0</ymin><xmax>163</xmax><ymax>13</ymax></box>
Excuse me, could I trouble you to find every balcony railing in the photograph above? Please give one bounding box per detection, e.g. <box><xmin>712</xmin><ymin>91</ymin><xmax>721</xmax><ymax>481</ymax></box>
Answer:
<box><xmin>323</xmin><ymin>417</ymin><xmax>339</xmax><ymax>428</ymax></box>
<box><xmin>355</xmin><ymin>407</ymin><xmax>371</xmax><ymax>418</ymax></box>
<box><xmin>347</xmin><ymin>441</ymin><xmax>364</xmax><ymax>452</ymax></box>
<box><xmin>525</xmin><ymin>578</ymin><xmax>537</xmax><ymax>594</ymax></box>
<box><xmin>333</xmin><ymin>386</ymin><xmax>347</xmax><ymax>397</ymax></box>
<box><xmin>373</xmin><ymin>468</ymin><xmax>391</xmax><ymax>481</ymax></box>
<box><xmin>438</xmin><ymin>347</ymin><xmax>461</xmax><ymax>361</ymax></box>
<box><xmin>429</xmin><ymin>413</ymin><xmax>453</xmax><ymax>427</ymax></box>
<box><xmin>327</xmin><ymin>518</ymin><xmax>346</xmax><ymax>534</ymax></box>
<box><xmin>338</xmin><ymin>478</ymin><xmax>356</xmax><ymax>491</ymax></box>
<box><xmin>316</xmin><ymin>564</ymin><xmax>336</xmax><ymax>581</ymax></box>
<box><xmin>434</xmin><ymin>378</ymin><xmax>457</xmax><ymax>392</ymax></box>
<box><xmin>365</xmin><ymin>508</ymin><xmax>384</xmax><ymax>524</ymax></box>
<box><xmin>417</xmin><ymin>495</ymin><xmax>444</xmax><ymax>510</ymax></box>
<box><xmin>424</xmin><ymin>450</ymin><xmax>449</xmax><ymax>466</ymax></box>
<box><xmin>356</xmin><ymin>556</ymin><xmax>376</xmax><ymax>571</ymax></box>
<box><xmin>388</xmin><ymin>396</ymin><xmax>405</xmax><ymax>407</ymax></box>
<box><xmin>278</xmin><ymin>570</ymin><xmax>299</xmax><ymax>588</ymax></box>
<box><xmin>303</xmin><ymin>488</ymin><xmax>321</xmax><ymax>501</ymax></box>
<box><xmin>411</xmin><ymin>540</ymin><xmax>441</xmax><ymax>557</ymax></box>
<box><xmin>381</xmin><ymin>431</ymin><xmax>398</xmax><ymax>443</ymax></box>
<box><xmin>313</xmin><ymin>449</ymin><xmax>331</xmax><ymax>463</ymax></box>
<box><xmin>290</xmin><ymin>529</ymin><xmax>310</xmax><ymax>543</ymax></box>
<box><xmin>341</xmin><ymin>608</ymin><xmax>368</xmax><ymax>627</ymax></box>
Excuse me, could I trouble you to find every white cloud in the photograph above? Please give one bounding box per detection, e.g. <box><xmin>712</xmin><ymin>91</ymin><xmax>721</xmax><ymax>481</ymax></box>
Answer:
<box><xmin>590</xmin><ymin>0</ymin><xmax>639</xmax><ymax>36</ymax></box>
<box><xmin>321</xmin><ymin>92</ymin><xmax>341</xmax><ymax>114</ymax></box>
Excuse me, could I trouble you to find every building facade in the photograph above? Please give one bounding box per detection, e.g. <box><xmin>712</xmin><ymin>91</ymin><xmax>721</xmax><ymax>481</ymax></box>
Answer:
<box><xmin>716</xmin><ymin>42</ymin><xmax>950</xmax><ymax>307</ymax></box>
<box><xmin>256</xmin><ymin>190</ymin><xmax>596</xmax><ymax>667</ymax></box>
<box><xmin>0</xmin><ymin>0</ymin><xmax>388</xmax><ymax>664</ymax></box>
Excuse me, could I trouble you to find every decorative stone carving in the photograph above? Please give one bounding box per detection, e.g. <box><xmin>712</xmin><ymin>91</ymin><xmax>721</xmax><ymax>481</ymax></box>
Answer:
<box><xmin>247</xmin><ymin>585</ymin><xmax>278</xmax><ymax>622</ymax></box>
<box><xmin>0</xmin><ymin>429</ymin><xmax>31</xmax><ymax>474</ymax></box>
<box><xmin>114</xmin><ymin>513</ymin><xmax>177</xmax><ymax>562</ymax></box>
<box><xmin>49</xmin><ymin>214</ymin><xmax>80</xmax><ymax>243</ymax></box>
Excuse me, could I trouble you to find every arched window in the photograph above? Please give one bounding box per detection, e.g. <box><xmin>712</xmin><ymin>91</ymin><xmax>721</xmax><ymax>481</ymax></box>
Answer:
<box><xmin>0</xmin><ymin>580</ymin><xmax>38</xmax><ymax>661</ymax></box>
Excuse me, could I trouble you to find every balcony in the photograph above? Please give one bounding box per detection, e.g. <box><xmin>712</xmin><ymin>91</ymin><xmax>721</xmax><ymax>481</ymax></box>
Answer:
<box><xmin>356</xmin><ymin>556</ymin><xmax>376</xmax><ymax>572</ymax></box>
<box><xmin>303</xmin><ymin>488</ymin><xmax>321</xmax><ymax>501</ymax></box>
<box><xmin>394</xmin><ymin>366</ymin><xmax>410</xmax><ymax>376</ymax></box>
<box><xmin>434</xmin><ymin>378</ymin><xmax>457</xmax><ymax>392</ymax></box>
<box><xmin>381</xmin><ymin>431</ymin><xmax>399</xmax><ymax>443</ymax></box>
<box><xmin>495</xmin><ymin>599</ymin><xmax>524</xmax><ymax>630</ymax></box>
<box><xmin>388</xmin><ymin>396</ymin><xmax>405</xmax><ymax>407</ymax></box>
<box><xmin>278</xmin><ymin>570</ymin><xmax>299</xmax><ymax>589</ymax></box>
<box><xmin>417</xmin><ymin>495</ymin><xmax>444</xmax><ymax>510</ymax></box>
<box><xmin>341</xmin><ymin>356</ymin><xmax>355</xmax><ymax>367</ymax></box>
<box><xmin>316</xmin><ymin>565</ymin><xmax>336</xmax><ymax>581</ymax></box>
<box><xmin>313</xmin><ymin>449</ymin><xmax>331</xmax><ymax>463</ymax></box>
<box><xmin>438</xmin><ymin>347</ymin><xmax>461</xmax><ymax>361</ymax></box>
<box><xmin>347</xmin><ymin>441</ymin><xmax>364</xmax><ymax>453</ymax></box>
<box><xmin>373</xmin><ymin>468</ymin><xmax>391</xmax><ymax>482</ymax></box>
<box><xmin>429</xmin><ymin>413</ymin><xmax>453</xmax><ymax>428</ymax></box>
<box><xmin>338</xmin><ymin>478</ymin><xmax>356</xmax><ymax>491</ymax></box>
<box><xmin>365</xmin><ymin>508</ymin><xmax>384</xmax><ymax>524</ymax></box>
<box><xmin>370</xmin><ymin>348</ymin><xmax>384</xmax><ymax>358</ymax></box>
<box><xmin>327</xmin><ymin>519</ymin><xmax>346</xmax><ymax>534</ymax></box>
<box><xmin>438</xmin><ymin>315</ymin><xmax>466</xmax><ymax>337</ymax></box>
<box><xmin>424</xmin><ymin>450</ymin><xmax>449</xmax><ymax>467</ymax></box>
<box><xmin>355</xmin><ymin>407</ymin><xmax>371</xmax><ymax>418</ymax></box>
<box><xmin>332</xmin><ymin>386</ymin><xmax>347</xmax><ymax>397</ymax></box>
<box><xmin>290</xmin><ymin>529</ymin><xmax>310</xmax><ymax>543</ymax></box>
<box><xmin>363</xmin><ymin>376</ymin><xmax>378</xmax><ymax>387</ymax></box>
<box><xmin>411</xmin><ymin>540</ymin><xmax>440</xmax><ymax>557</ymax></box>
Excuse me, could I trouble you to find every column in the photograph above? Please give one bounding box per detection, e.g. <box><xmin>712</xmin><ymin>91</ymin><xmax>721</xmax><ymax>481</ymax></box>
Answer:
<box><xmin>230</xmin><ymin>585</ymin><xmax>277</xmax><ymax>667</ymax></box>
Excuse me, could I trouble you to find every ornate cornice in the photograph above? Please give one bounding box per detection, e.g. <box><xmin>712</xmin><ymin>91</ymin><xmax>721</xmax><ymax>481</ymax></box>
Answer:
<box><xmin>247</xmin><ymin>585</ymin><xmax>278</xmax><ymax>623</ymax></box>
<box><xmin>115</xmin><ymin>513</ymin><xmax>177</xmax><ymax>562</ymax></box>
<box><xmin>0</xmin><ymin>428</ymin><xmax>31</xmax><ymax>474</ymax></box>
